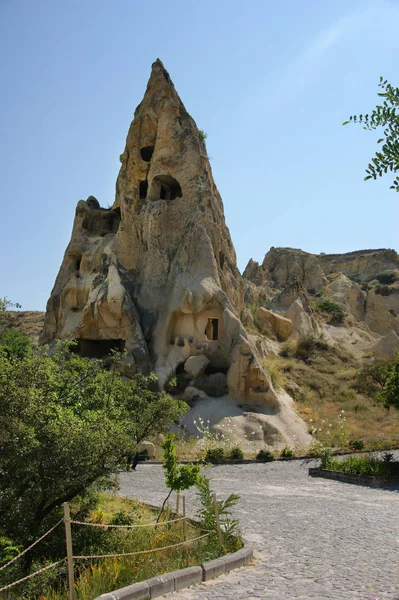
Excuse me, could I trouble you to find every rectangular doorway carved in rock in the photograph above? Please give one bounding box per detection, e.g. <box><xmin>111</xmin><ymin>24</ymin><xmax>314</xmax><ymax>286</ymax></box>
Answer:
<box><xmin>205</xmin><ymin>318</ymin><xmax>219</xmax><ymax>341</ymax></box>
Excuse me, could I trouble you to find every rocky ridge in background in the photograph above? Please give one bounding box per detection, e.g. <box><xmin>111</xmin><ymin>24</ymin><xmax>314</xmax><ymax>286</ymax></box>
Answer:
<box><xmin>2</xmin><ymin>311</ymin><xmax>45</xmax><ymax>346</ymax></box>
<box><xmin>243</xmin><ymin>247</ymin><xmax>399</xmax><ymax>359</ymax></box>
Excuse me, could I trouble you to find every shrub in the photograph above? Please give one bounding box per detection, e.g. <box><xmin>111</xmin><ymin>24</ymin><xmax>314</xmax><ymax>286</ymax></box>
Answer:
<box><xmin>316</xmin><ymin>299</ymin><xmax>345</xmax><ymax>324</ymax></box>
<box><xmin>375</xmin><ymin>272</ymin><xmax>397</xmax><ymax>285</ymax></box>
<box><xmin>280</xmin><ymin>343</ymin><xmax>294</xmax><ymax>358</ymax></box>
<box><xmin>205</xmin><ymin>447</ymin><xmax>227</xmax><ymax>464</ymax></box>
<box><xmin>0</xmin><ymin>327</ymin><xmax>31</xmax><ymax>358</ymax></box>
<box><xmin>294</xmin><ymin>335</ymin><xmax>328</xmax><ymax>361</ymax></box>
<box><xmin>325</xmin><ymin>455</ymin><xmax>399</xmax><ymax>477</ymax></box>
<box><xmin>229</xmin><ymin>447</ymin><xmax>244</xmax><ymax>460</ymax></box>
<box><xmin>349</xmin><ymin>439</ymin><xmax>365</xmax><ymax>451</ymax></box>
<box><xmin>256</xmin><ymin>449</ymin><xmax>274</xmax><ymax>462</ymax></box>
<box><xmin>374</xmin><ymin>284</ymin><xmax>395</xmax><ymax>296</ymax></box>
<box><xmin>280</xmin><ymin>446</ymin><xmax>294</xmax><ymax>458</ymax></box>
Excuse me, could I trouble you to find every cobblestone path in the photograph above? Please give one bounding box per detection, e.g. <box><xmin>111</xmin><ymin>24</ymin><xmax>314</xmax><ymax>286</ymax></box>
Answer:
<box><xmin>119</xmin><ymin>459</ymin><xmax>399</xmax><ymax>600</ymax></box>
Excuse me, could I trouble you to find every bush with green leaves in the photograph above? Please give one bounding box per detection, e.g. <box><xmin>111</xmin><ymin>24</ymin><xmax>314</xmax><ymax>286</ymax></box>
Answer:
<box><xmin>0</xmin><ymin>342</ymin><xmax>187</xmax><ymax>565</ymax></box>
<box><xmin>0</xmin><ymin>326</ymin><xmax>31</xmax><ymax>358</ymax></box>
<box><xmin>196</xmin><ymin>473</ymin><xmax>240</xmax><ymax>551</ymax></box>
<box><xmin>280</xmin><ymin>343</ymin><xmax>294</xmax><ymax>358</ymax></box>
<box><xmin>375</xmin><ymin>272</ymin><xmax>398</xmax><ymax>285</ymax></box>
<box><xmin>349</xmin><ymin>439</ymin><xmax>365</xmax><ymax>452</ymax></box>
<box><xmin>316</xmin><ymin>299</ymin><xmax>345</xmax><ymax>324</ymax></box>
<box><xmin>256</xmin><ymin>449</ymin><xmax>274</xmax><ymax>462</ymax></box>
<box><xmin>294</xmin><ymin>335</ymin><xmax>329</xmax><ymax>361</ymax></box>
<box><xmin>205</xmin><ymin>447</ymin><xmax>227</xmax><ymax>464</ymax></box>
<box><xmin>323</xmin><ymin>455</ymin><xmax>399</xmax><ymax>477</ymax></box>
<box><xmin>377</xmin><ymin>351</ymin><xmax>399</xmax><ymax>409</ymax></box>
<box><xmin>343</xmin><ymin>77</ymin><xmax>399</xmax><ymax>192</ymax></box>
<box><xmin>229</xmin><ymin>447</ymin><xmax>244</xmax><ymax>461</ymax></box>
<box><xmin>374</xmin><ymin>284</ymin><xmax>395</xmax><ymax>296</ymax></box>
<box><xmin>280</xmin><ymin>446</ymin><xmax>294</xmax><ymax>458</ymax></box>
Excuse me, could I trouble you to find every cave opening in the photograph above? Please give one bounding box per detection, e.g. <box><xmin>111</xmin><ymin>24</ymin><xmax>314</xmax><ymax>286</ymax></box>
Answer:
<box><xmin>140</xmin><ymin>146</ymin><xmax>154</xmax><ymax>161</ymax></box>
<box><xmin>204</xmin><ymin>318</ymin><xmax>219</xmax><ymax>341</ymax></box>
<box><xmin>139</xmin><ymin>181</ymin><xmax>148</xmax><ymax>199</ymax></box>
<box><xmin>153</xmin><ymin>175</ymin><xmax>182</xmax><ymax>200</ymax></box>
<box><xmin>73</xmin><ymin>339</ymin><xmax>125</xmax><ymax>359</ymax></box>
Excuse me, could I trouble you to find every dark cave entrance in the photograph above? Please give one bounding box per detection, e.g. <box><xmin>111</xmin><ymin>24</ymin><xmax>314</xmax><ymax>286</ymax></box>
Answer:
<box><xmin>140</xmin><ymin>146</ymin><xmax>154</xmax><ymax>161</ymax></box>
<box><xmin>73</xmin><ymin>339</ymin><xmax>125</xmax><ymax>358</ymax></box>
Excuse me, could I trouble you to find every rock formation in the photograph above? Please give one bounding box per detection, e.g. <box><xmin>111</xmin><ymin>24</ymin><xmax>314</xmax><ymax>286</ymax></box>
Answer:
<box><xmin>40</xmin><ymin>59</ymin><xmax>311</xmax><ymax>449</ymax></box>
<box><xmin>244</xmin><ymin>247</ymin><xmax>399</xmax><ymax>357</ymax></box>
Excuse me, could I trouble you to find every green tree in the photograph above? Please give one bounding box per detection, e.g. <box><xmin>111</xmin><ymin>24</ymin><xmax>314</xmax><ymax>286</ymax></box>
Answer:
<box><xmin>158</xmin><ymin>435</ymin><xmax>200</xmax><ymax>520</ymax></box>
<box><xmin>0</xmin><ymin>343</ymin><xmax>187</xmax><ymax>564</ymax></box>
<box><xmin>0</xmin><ymin>327</ymin><xmax>31</xmax><ymax>358</ymax></box>
<box><xmin>343</xmin><ymin>77</ymin><xmax>399</xmax><ymax>191</ymax></box>
<box><xmin>377</xmin><ymin>351</ymin><xmax>399</xmax><ymax>409</ymax></box>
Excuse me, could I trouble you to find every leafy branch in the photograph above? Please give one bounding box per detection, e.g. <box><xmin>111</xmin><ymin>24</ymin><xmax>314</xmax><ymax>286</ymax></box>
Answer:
<box><xmin>343</xmin><ymin>77</ymin><xmax>399</xmax><ymax>191</ymax></box>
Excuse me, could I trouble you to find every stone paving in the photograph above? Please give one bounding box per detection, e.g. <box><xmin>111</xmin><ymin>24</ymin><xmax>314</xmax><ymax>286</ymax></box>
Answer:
<box><xmin>119</xmin><ymin>458</ymin><xmax>399</xmax><ymax>600</ymax></box>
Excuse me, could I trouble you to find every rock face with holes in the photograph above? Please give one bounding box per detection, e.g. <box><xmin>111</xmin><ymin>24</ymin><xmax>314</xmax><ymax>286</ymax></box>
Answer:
<box><xmin>244</xmin><ymin>247</ymin><xmax>399</xmax><ymax>357</ymax></box>
<box><xmin>41</xmin><ymin>59</ymin><xmax>312</xmax><ymax>450</ymax></box>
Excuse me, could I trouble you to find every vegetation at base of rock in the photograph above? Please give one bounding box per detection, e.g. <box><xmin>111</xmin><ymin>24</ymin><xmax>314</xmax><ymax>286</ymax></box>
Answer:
<box><xmin>280</xmin><ymin>446</ymin><xmax>294</xmax><ymax>458</ymax></box>
<box><xmin>267</xmin><ymin>346</ymin><xmax>399</xmax><ymax>449</ymax></box>
<box><xmin>204</xmin><ymin>447</ymin><xmax>227</xmax><ymax>463</ymax></box>
<box><xmin>343</xmin><ymin>77</ymin><xmax>399</xmax><ymax>191</ymax></box>
<box><xmin>375</xmin><ymin>271</ymin><xmax>398</xmax><ymax>285</ymax></box>
<box><xmin>0</xmin><ymin>342</ymin><xmax>187</xmax><ymax>568</ymax></box>
<box><xmin>374</xmin><ymin>284</ymin><xmax>396</xmax><ymax>296</ymax></box>
<box><xmin>321</xmin><ymin>455</ymin><xmax>399</xmax><ymax>477</ymax></box>
<box><xmin>229</xmin><ymin>447</ymin><xmax>244</xmax><ymax>460</ymax></box>
<box><xmin>316</xmin><ymin>299</ymin><xmax>345</xmax><ymax>324</ymax></box>
<box><xmin>256</xmin><ymin>449</ymin><xmax>274</xmax><ymax>462</ymax></box>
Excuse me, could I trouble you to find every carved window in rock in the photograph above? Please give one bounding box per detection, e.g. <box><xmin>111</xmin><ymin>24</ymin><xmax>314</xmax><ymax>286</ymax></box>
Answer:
<box><xmin>205</xmin><ymin>318</ymin><xmax>219</xmax><ymax>341</ymax></box>
<box><xmin>152</xmin><ymin>175</ymin><xmax>182</xmax><ymax>200</ymax></box>
<box><xmin>139</xmin><ymin>181</ymin><xmax>148</xmax><ymax>199</ymax></box>
<box><xmin>140</xmin><ymin>146</ymin><xmax>154</xmax><ymax>162</ymax></box>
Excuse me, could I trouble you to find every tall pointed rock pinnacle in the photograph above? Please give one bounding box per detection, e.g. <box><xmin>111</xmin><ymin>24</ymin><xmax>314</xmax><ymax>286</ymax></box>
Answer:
<box><xmin>41</xmin><ymin>61</ymin><xmax>311</xmax><ymax>448</ymax></box>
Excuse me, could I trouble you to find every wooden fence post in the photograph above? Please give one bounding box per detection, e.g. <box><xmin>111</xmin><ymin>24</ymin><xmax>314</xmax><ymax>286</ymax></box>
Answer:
<box><xmin>212</xmin><ymin>493</ymin><xmax>223</xmax><ymax>546</ymax></box>
<box><xmin>63</xmin><ymin>502</ymin><xmax>75</xmax><ymax>600</ymax></box>
<box><xmin>175</xmin><ymin>491</ymin><xmax>180</xmax><ymax>515</ymax></box>
<box><xmin>182</xmin><ymin>495</ymin><xmax>187</xmax><ymax>541</ymax></box>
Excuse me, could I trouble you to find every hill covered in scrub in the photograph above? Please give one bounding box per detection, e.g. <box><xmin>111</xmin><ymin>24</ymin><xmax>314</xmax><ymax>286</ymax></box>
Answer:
<box><xmin>241</xmin><ymin>246</ymin><xmax>399</xmax><ymax>449</ymax></box>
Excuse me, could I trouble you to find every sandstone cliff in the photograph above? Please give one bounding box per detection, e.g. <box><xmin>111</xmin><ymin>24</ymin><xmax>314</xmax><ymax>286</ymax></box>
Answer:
<box><xmin>244</xmin><ymin>247</ymin><xmax>399</xmax><ymax>358</ymax></box>
<box><xmin>41</xmin><ymin>60</ymin><xmax>311</xmax><ymax>449</ymax></box>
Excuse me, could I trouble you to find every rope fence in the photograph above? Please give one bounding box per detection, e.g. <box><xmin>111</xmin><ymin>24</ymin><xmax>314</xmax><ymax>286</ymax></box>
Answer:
<box><xmin>72</xmin><ymin>532</ymin><xmax>211</xmax><ymax>560</ymax></box>
<box><xmin>0</xmin><ymin>492</ymin><xmax>223</xmax><ymax>600</ymax></box>
<box><xmin>70</xmin><ymin>515</ymin><xmax>187</xmax><ymax>528</ymax></box>
<box><xmin>0</xmin><ymin>560</ymin><xmax>65</xmax><ymax>594</ymax></box>
<box><xmin>0</xmin><ymin>519</ymin><xmax>63</xmax><ymax>572</ymax></box>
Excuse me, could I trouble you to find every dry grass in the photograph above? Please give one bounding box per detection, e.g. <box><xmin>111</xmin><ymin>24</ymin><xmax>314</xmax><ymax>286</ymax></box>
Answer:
<box><xmin>267</xmin><ymin>346</ymin><xmax>399</xmax><ymax>449</ymax></box>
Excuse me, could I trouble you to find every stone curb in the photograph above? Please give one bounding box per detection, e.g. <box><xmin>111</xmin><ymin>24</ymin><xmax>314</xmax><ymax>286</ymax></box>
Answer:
<box><xmin>309</xmin><ymin>467</ymin><xmax>399</xmax><ymax>489</ymax></box>
<box><xmin>95</xmin><ymin>541</ymin><xmax>254</xmax><ymax>600</ymax></box>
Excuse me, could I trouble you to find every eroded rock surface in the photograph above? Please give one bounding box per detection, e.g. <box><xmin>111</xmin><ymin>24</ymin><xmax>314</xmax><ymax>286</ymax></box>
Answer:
<box><xmin>41</xmin><ymin>60</ymin><xmax>310</xmax><ymax>448</ymax></box>
<box><xmin>244</xmin><ymin>247</ymin><xmax>399</xmax><ymax>357</ymax></box>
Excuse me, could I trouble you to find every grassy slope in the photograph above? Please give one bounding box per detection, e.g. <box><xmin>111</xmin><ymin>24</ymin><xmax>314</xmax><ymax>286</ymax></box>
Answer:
<box><xmin>264</xmin><ymin>344</ymin><xmax>399</xmax><ymax>449</ymax></box>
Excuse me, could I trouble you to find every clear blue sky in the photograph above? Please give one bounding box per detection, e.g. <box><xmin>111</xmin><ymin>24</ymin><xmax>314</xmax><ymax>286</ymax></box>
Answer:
<box><xmin>1</xmin><ymin>0</ymin><xmax>398</xmax><ymax>311</ymax></box>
